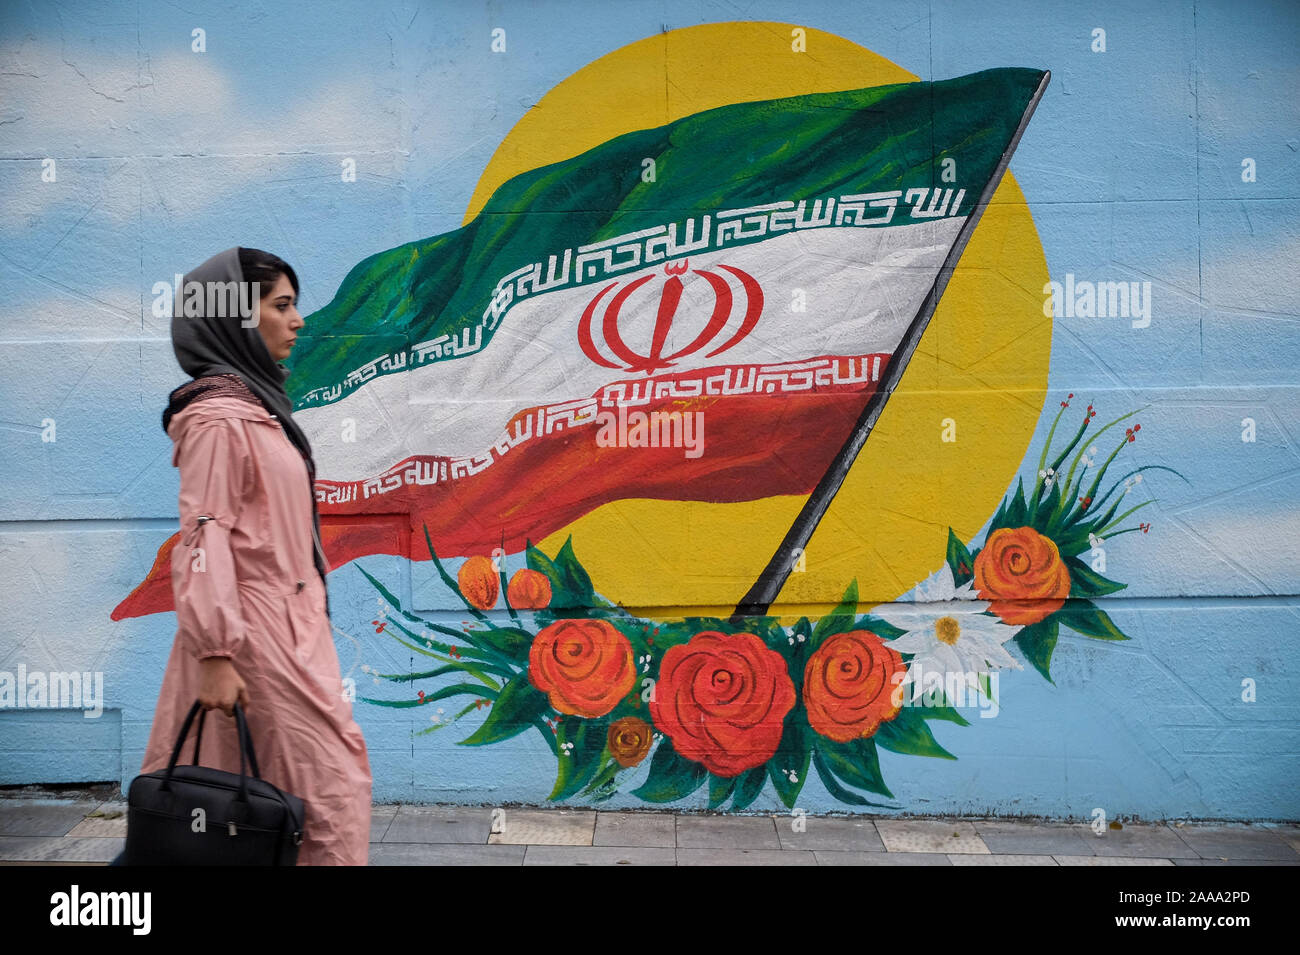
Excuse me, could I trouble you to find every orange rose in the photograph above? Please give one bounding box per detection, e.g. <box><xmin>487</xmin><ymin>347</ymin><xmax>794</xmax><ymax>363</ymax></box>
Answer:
<box><xmin>973</xmin><ymin>526</ymin><xmax>1072</xmax><ymax>625</ymax></box>
<box><xmin>607</xmin><ymin>716</ymin><xmax>653</xmax><ymax>767</ymax></box>
<box><xmin>507</xmin><ymin>568</ymin><xmax>552</xmax><ymax>609</ymax></box>
<box><xmin>457</xmin><ymin>555</ymin><xmax>499</xmax><ymax>610</ymax></box>
<box><xmin>650</xmin><ymin>631</ymin><xmax>795</xmax><ymax>777</ymax></box>
<box><xmin>803</xmin><ymin>629</ymin><xmax>906</xmax><ymax>743</ymax></box>
<box><xmin>528</xmin><ymin>618</ymin><xmax>636</xmax><ymax>718</ymax></box>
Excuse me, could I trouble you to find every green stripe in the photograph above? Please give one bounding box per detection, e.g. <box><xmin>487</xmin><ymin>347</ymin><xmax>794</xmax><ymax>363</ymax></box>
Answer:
<box><xmin>289</xmin><ymin>67</ymin><xmax>1045</xmax><ymax>409</ymax></box>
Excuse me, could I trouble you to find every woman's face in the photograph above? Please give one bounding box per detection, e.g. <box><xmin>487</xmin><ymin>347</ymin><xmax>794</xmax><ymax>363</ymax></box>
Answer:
<box><xmin>254</xmin><ymin>272</ymin><xmax>302</xmax><ymax>362</ymax></box>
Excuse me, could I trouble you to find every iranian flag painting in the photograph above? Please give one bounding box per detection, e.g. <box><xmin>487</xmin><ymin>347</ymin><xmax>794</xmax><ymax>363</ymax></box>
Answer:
<box><xmin>112</xmin><ymin>67</ymin><xmax>1049</xmax><ymax>623</ymax></box>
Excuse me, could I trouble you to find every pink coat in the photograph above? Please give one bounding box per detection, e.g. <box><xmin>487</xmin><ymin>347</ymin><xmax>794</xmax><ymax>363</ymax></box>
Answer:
<box><xmin>140</xmin><ymin>392</ymin><xmax>372</xmax><ymax>865</ymax></box>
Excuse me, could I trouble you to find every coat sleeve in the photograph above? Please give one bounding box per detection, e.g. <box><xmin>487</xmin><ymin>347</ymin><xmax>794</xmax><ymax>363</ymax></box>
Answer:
<box><xmin>170</xmin><ymin>418</ymin><xmax>254</xmax><ymax>661</ymax></box>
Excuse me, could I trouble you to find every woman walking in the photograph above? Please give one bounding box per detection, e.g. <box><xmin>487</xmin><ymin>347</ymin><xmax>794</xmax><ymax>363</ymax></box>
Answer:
<box><xmin>137</xmin><ymin>246</ymin><xmax>372</xmax><ymax>865</ymax></box>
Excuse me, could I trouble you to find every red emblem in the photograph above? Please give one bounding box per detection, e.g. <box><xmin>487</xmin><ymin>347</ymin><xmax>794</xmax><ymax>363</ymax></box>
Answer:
<box><xmin>578</xmin><ymin>258</ymin><xmax>764</xmax><ymax>374</ymax></box>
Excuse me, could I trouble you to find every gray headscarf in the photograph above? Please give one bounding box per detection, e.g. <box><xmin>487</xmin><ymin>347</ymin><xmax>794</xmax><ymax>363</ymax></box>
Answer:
<box><xmin>162</xmin><ymin>246</ymin><xmax>331</xmax><ymax>616</ymax></box>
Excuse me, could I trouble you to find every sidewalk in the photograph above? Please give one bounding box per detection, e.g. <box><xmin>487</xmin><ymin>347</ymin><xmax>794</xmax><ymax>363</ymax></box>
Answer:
<box><xmin>3</xmin><ymin>784</ymin><xmax>1297</xmax><ymax>865</ymax></box>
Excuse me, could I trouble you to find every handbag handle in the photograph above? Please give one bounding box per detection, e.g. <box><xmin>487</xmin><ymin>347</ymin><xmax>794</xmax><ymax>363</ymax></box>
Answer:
<box><xmin>161</xmin><ymin>700</ymin><xmax>261</xmax><ymax>802</ymax></box>
<box><xmin>189</xmin><ymin>702</ymin><xmax>262</xmax><ymax>779</ymax></box>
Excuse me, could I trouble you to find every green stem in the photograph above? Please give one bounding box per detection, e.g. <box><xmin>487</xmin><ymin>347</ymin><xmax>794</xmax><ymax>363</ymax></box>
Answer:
<box><xmin>423</xmin><ymin>523</ymin><xmax>494</xmax><ymax>626</ymax></box>
<box><xmin>414</xmin><ymin>699</ymin><xmax>482</xmax><ymax>736</ymax></box>
<box><xmin>1097</xmin><ymin>499</ymin><xmax>1154</xmax><ymax>536</ymax></box>
<box><xmin>383</xmin><ymin>616</ymin><xmax>515</xmax><ymax>685</ymax></box>
<box><xmin>499</xmin><ymin>561</ymin><xmax>521</xmax><ymax>626</ymax></box>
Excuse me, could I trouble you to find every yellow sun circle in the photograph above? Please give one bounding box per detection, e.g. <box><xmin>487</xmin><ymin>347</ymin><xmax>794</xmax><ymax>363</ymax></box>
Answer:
<box><xmin>466</xmin><ymin>22</ymin><xmax>1051</xmax><ymax>621</ymax></box>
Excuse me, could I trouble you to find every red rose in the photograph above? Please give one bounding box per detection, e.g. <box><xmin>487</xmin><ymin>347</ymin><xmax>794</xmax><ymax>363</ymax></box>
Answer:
<box><xmin>803</xmin><ymin>629</ymin><xmax>905</xmax><ymax>742</ymax></box>
<box><xmin>650</xmin><ymin>631</ymin><xmax>795</xmax><ymax>777</ymax></box>
<box><xmin>528</xmin><ymin>618</ymin><xmax>635</xmax><ymax>718</ymax></box>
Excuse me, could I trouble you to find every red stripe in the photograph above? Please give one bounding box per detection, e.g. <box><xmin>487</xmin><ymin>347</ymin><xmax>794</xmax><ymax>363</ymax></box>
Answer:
<box><xmin>112</xmin><ymin>357</ymin><xmax>888</xmax><ymax>620</ymax></box>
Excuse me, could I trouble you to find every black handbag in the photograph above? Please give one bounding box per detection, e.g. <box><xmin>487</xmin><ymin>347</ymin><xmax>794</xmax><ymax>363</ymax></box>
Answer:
<box><xmin>121</xmin><ymin>700</ymin><xmax>306</xmax><ymax>865</ymax></box>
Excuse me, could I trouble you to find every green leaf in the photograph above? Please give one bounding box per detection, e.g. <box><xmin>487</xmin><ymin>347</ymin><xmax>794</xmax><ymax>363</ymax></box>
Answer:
<box><xmin>1056</xmin><ymin>600</ymin><xmax>1129</xmax><ymax>641</ymax></box>
<box><xmin>767</xmin><ymin>712</ymin><xmax>812</xmax><ymax>809</ymax></box>
<box><xmin>630</xmin><ymin>739</ymin><xmax>708</xmax><ymax>803</ymax></box>
<box><xmin>553</xmin><ymin>536</ymin><xmax>596</xmax><ymax>604</ymax></box>
<box><xmin>707</xmin><ymin>774</ymin><xmax>737</xmax><ymax>810</ymax></box>
<box><xmin>729</xmin><ymin>767</ymin><xmax>768</xmax><ymax>811</ymax></box>
<box><xmin>810</xmin><ymin>747</ymin><xmax>891</xmax><ymax>807</ymax></box>
<box><xmin>919</xmin><ymin>701</ymin><xmax>971</xmax><ymax>727</ymax></box>
<box><xmin>1004</xmin><ymin>476</ymin><xmax>1028</xmax><ymax>527</ymax></box>
<box><xmin>875</xmin><ymin>708</ymin><xmax>956</xmax><ymax>760</ymax></box>
<box><xmin>370</xmin><ymin>662</ymin><xmax>511</xmax><ymax>684</ymax></box>
<box><xmin>525</xmin><ymin>537</ymin><xmax>600</xmax><ymax>611</ymax></box>
<box><xmin>1036</xmin><ymin>477</ymin><xmax>1062</xmax><ymax>526</ymax></box>
<box><xmin>946</xmin><ymin>528</ymin><xmax>975</xmax><ymax>586</ymax></box>
<box><xmin>817</xmin><ymin>736</ymin><xmax>894</xmax><ymax>798</ymax></box>
<box><xmin>858</xmin><ymin>614</ymin><xmax>907</xmax><ymax>640</ymax></box>
<box><xmin>978</xmin><ymin>672</ymin><xmax>996</xmax><ymax>704</ymax></box>
<box><xmin>1013</xmin><ymin>616</ymin><xmax>1060</xmax><ymax>684</ymax></box>
<box><xmin>811</xmin><ymin>579</ymin><xmax>859</xmax><ymax>648</ymax></box>
<box><xmin>475</xmin><ymin>626</ymin><xmax>533</xmax><ymax>660</ymax></box>
<box><xmin>550</xmin><ymin>719</ymin><xmax>609</xmax><ymax>801</ymax></box>
<box><xmin>421</xmin><ymin>524</ymin><xmax>490</xmax><ymax>623</ymax></box>
<box><xmin>358</xmin><ymin>682</ymin><xmax>495</xmax><ymax>709</ymax></box>
<box><xmin>580</xmin><ymin>757</ymin><xmax>622</xmax><ymax>798</ymax></box>
<box><xmin>354</xmin><ymin>562</ymin><xmax>423</xmax><ymax>624</ymax></box>
<box><xmin>1065</xmin><ymin>555</ymin><xmax>1127</xmax><ymax>598</ymax></box>
<box><xmin>458</xmin><ymin>677</ymin><xmax>549</xmax><ymax>746</ymax></box>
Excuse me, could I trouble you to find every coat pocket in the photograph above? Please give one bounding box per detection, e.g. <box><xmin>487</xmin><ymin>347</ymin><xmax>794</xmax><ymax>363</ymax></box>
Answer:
<box><xmin>281</xmin><ymin>579</ymin><xmax>326</xmax><ymax>658</ymax></box>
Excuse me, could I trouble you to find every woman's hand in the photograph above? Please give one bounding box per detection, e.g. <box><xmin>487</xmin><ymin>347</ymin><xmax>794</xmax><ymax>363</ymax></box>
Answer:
<box><xmin>198</xmin><ymin>656</ymin><xmax>248</xmax><ymax>716</ymax></box>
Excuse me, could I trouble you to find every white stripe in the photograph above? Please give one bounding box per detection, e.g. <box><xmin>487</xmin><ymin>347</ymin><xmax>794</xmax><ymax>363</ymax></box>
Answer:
<box><xmin>299</xmin><ymin>217</ymin><xmax>965</xmax><ymax>481</ymax></box>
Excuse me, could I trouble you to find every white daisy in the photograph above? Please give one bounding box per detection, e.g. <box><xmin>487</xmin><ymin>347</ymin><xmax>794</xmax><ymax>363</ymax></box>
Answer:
<box><xmin>872</xmin><ymin>565</ymin><xmax>1023</xmax><ymax>703</ymax></box>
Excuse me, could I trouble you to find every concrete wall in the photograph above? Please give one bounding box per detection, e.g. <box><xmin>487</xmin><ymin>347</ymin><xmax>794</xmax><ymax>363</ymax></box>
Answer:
<box><xmin>1</xmin><ymin>0</ymin><xmax>1296</xmax><ymax>821</ymax></box>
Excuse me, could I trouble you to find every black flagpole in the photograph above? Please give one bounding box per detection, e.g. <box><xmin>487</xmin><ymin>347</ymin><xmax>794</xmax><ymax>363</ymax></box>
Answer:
<box><xmin>731</xmin><ymin>69</ymin><xmax>1052</xmax><ymax>623</ymax></box>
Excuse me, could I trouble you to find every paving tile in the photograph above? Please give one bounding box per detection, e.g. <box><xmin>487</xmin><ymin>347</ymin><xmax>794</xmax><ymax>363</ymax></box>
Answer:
<box><xmin>488</xmin><ymin>809</ymin><xmax>595</xmax><ymax>846</ymax></box>
<box><xmin>368</xmin><ymin>843</ymin><xmax>525</xmax><ymax>865</ymax></box>
<box><xmin>65</xmin><ymin>800</ymin><xmax>129</xmax><ymax>838</ymax></box>
<box><xmin>973</xmin><ymin>820</ymin><xmax>1096</xmax><ymax>856</ymax></box>
<box><xmin>370</xmin><ymin>806</ymin><xmax>397</xmax><ymax>842</ymax></box>
<box><xmin>1167</xmin><ymin>824</ymin><xmax>1300</xmax><ymax>861</ymax></box>
<box><xmin>815</xmin><ymin>850</ymin><xmax>951</xmax><ymax>865</ymax></box>
<box><xmin>0</xmin><ymin>799</ymin><xmax>101</xmax><ymax>837</ymax></box>
<box><xmin>383</xmin><ymin>805</ymin><xmax>493</xmax><ymax>844</ymax></box>
<box><xmin>1173</xmin><ymin>857</ymin><xmax>1300</xmax><ymax>866</ymax></box>
<box><xmin>675</xmin><ymin>815</ymin><xmax>780</xmax><ymax>849</ymax></box>
<box><xmin>1276</xmin><ymin>826</ymin><xmax>1300</xmax><ymax>854</ymax></box>
<box><xmin>1087</xmin><ymin>823</ymin><xmax>1198</xmax><ymax>858</ymax></box>
<box><xmin>948</xmin><ymin>853</ymin><xmax>1058</xmax><ymax>865</ymax></box>
<box><xmin>875</xmin><ymin>820</ymin><xmax>990</xmax><ymax>854</ymax></box>
<box><xmin>0</xmin><ymin>836</ymin><xmax>125</xmax><ymax>863</ymax></box>
<box><xmin>677</xmin><ymin>847</ymin><xmax>816</xmax><ymax>865</ymax></box>
<box><xmin>593</xmin><ymin>812</ymin><xmax>676</xmax><ymax>847</ymax></box>
<box><xmin>1054</xmin><ymin>855</ymin><xmax>1175</xmax><ymax>866</ymax></box>
<box><xmin>774</xmin><ymin>815</ymin><xmax>884</xmax><ymax>852</ymax></box>
<box><xmin>524</xmin><ymin>845</ymin><xmax>677</xmax><ymax>865</ymax></box>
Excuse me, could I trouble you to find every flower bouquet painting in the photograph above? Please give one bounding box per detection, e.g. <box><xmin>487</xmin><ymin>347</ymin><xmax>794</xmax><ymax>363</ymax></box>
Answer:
<box><xmin>357</xmin><ymin>394</ymin><xmax>1180</xmax><ymax>808</ymax></box>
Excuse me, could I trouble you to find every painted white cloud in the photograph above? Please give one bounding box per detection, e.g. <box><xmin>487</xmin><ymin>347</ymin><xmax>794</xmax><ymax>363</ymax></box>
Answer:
<box><xmin>1</xmin><ymin>41</ymin><xmax>401</xmax><ymax>226</ymax></box>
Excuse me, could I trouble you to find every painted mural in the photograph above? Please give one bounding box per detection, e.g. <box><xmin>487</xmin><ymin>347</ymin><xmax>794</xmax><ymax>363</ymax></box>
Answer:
<box><xmin>357</xmin><ymin>386</ymin><xmax>1165</xmax><ymax>808</ymax></box>
<box><xmin>108</xmin><ymin>24</ymin><xmax>1179</xmax><ymax>809</ymax></box>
